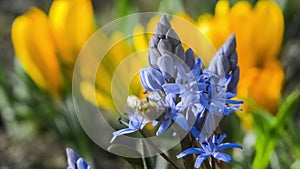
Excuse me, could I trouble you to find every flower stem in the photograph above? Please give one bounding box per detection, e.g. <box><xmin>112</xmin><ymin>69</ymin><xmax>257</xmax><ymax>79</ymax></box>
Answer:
<box><xmin>211</xmin><ymin>157</ymin><xmax>216</xmax><ymax>169</ymax></box>
<box><xmin>139</xmin><ymin>130</ymin><xmax>180</xmax><ymax>169</ymax></box>
<box><xmin>180</xmin><ymin>133</ymin><xmax>194</xmax><ymax>169</ymax></box>
<box><xmin>204</xmin><ymin>159</ymin><xmax>211</xmax><ymax>169</ymax></box>
<box><xmin>196</xmin><ymin>109</ymin><xmax>208</xmax><ymax>132</ymax></box>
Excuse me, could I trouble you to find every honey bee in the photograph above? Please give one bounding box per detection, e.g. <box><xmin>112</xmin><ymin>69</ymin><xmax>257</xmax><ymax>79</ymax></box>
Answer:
<box><xmin>127</xmin><ymin>95</ymin><xmax>160</xmax><ymax>120</ymax></box>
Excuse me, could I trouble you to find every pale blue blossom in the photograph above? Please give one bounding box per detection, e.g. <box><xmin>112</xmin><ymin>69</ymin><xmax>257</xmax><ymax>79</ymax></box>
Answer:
<box><xmin>110</xmin><ymin>110</ymin><xmax>150</xmax><ymax>143</ymax></box>
<box><xmin>177</xmin><ymin>134</ymin><xmax>242</xmax><ymax>168</ymax></box>
<box><xmin>156</xmin><ymin>93</ymin><xmax>189</xmax><ymax>135</ymax></box>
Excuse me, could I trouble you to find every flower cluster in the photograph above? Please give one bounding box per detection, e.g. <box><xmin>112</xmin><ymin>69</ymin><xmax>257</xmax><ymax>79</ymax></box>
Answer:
<box><xmin>110</xmin><ymin>15</ymin><xmax>243</xmax><ymax>168</ymax></box>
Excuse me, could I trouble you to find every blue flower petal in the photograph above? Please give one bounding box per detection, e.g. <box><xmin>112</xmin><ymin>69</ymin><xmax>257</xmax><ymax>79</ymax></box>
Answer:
<box><xmin>192</xmin><ymin>58</ymin><xmax>202</xmax><ymax>78</ymax></box>
<box><xmin>177</xmin><ymin>92</ymin><xmax>200</xmax><ymax>109</ymax></box>
<box><xmin>165</xmin><ymin>93</ymin><xmax>175</xmax><ymax>108</ymax></box>
<box><xmin>66</xmin><ymin>148</ymin><xmax>80</xmax><ymax>169</ymax></box>
<box><xmin>176</xmin><ymin>148</ymin><xmax>205</xmax><ymax>158</ymax></box>
<box><xmin>77</xmin><ymin>158</ymin><xmax>89</xmax><ymax>169</ymax></box>
<box><xmin>226</xmin><ymin>92</ymin><xmax>236</xmax><ymax>99</ymax></box>
<box><xmin>216</xmin><ymin>143</ymin><xmax>243</xmax><ymax>151</ymax></box>
<box><xmin>156</xmin><ymin>119</ymin><xmax>171</xmax><ymax>135</ymax></box>
<box><xmin>111</xmin><ymin>128</ymin><xmax>137</xmax><ymax>143</ymax></box>
<box><xmin>190</xmin><ymin>126</ymin><xmax>201</xmax><ymax>139</ymax></box>
<box><xmin>194</xmin><ymin>154</ymin><xmax>210</xmax><ymax>168</ymax></box>
<box><xmin>224</xmin><ymin>105</ymin><xmax>241</xmax><ymax>115</ymax></box>
<box><xmin>213</xmin><ymin>152</ymin><xmax>232</xmax><ymax>162</ymax></box>
<box><xmin>213</xmin><ymin>134</ymin><xmax>226</xmax><ymax>145</ymax></box>
<box><xmin>152</xmin><ymin>120</ymin><xmax>158</xmax><ymax>127</ymax></box>
<box><xmin>66</xmin><ymin>148</ymin><xmax>91</xmax><ymax>169</ymax></box>
<box><xmin>226</xmin><ymin>99</ymin><xmax>243</xmax><ymax>105</ymax></box>
<box><xmin>173</xmin><ymin>113</ymin><xmax>189</xmax><ymax>131</ymax></box>
<box><xmin>185</xmin><ymin>48</ymin><xmax>195</xmax><ymax>70</ymax></box>
<box><xmin>163</xmin><ymin>83</ymin><xmax>185</xmax><ymax>94</ymax></box>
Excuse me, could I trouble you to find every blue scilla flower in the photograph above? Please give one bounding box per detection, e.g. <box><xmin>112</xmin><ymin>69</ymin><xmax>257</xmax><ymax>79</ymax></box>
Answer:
<box><xmin>139</xmin><ymin>15</ymin><xmax>243</xmax><ymax>139</ymax></box>
<box><xmin>156</xmin><ymin>93</ymin><xmax>189</xmax><ymax>135</ymax></box>
<box><xmin>188</xmin><ymin>34</ymin><xmax>243</xmax><ymax>139</ymax></box>
<box><xmin>110</xmin><ymin>109</ymin><xmax>150</xmax><ymax>143</ymax></box>
<box><xmin>66</xmin><ymin>148</ymin><xmax>91</xmax><ymax>169</ymax></box>
<box><xmin>177</xmin><ymin>134</ymin><xmax>242</xmax><ymax>169</ymax></box>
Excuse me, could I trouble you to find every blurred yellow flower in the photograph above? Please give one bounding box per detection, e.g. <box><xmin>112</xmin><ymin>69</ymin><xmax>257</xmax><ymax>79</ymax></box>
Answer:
<box><xmin>12</xmin><ymin>0</ymin><xmax>95</xmax><ymax>97</ymax></box>
<box><xmin>197</xmin><ymin>0</ymin><xmax>284</xmax><ymax>128</ymax></box>
<box><xmin>49</xmin><ymin>0</ymin><xmax>95</xmax><ymax>67</ymax></box>
<box><xmin>12</xmin><ymin>7</ymin><xmax>62</xmax><ymax>97</ymax></box>
<box><xmin>79</xmin><ymin>30</ymin><xmax>148</xmax><ymax>113</ymax></box>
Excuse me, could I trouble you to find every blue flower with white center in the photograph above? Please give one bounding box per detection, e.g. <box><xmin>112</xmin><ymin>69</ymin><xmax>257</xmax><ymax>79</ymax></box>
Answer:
<box><xmin>156</xmin><ymin>93</ymin><xmax>189</xmax><ymax>135</ymax></box>
<box><xmin>66</xmin><ymin>148</ymin><xmax>91</xmax><ymax>169</ymax></box>
<box><xmin>176</xmin><ymin>134</ymin><xmax>242</xmax><ymax>169</ymax></box>
<box><xmin>110</xmin><ymin>110</ymin><xmax>150</xmax><ymax>143</ymax></box>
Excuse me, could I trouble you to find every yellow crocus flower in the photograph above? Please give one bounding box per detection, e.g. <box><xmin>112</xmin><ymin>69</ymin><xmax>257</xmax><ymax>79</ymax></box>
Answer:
<box><xmin>197</xmin><ymin>0</ymin><xmax>284</xmax><ymax>128</ymax></box>
<box><xmin>12</xmin><ymin>0</ymin><xmax>95</xmax><ymax>97</ymax></box>
<box><xmin>49</xmin><ymin>0</ymin><xmax>95</xmax><ymax>68</ymax></box>
<box><xmin>12</xmin><ymin>7</ymin><xmax>62</xmax><ymax>97</ymax></box>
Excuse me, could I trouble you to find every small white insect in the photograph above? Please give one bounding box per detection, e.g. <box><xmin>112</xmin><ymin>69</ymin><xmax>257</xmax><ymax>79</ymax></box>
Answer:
<box><xmin>127</xmin><ymin>95</ymin><xmax>152</xmax><ymax>118</ymax></box>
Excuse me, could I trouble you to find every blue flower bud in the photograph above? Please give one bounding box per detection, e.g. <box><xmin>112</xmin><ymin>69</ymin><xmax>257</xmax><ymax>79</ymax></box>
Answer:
<box><xmin>160</xmin><ymin>15</ymin><xmax>171</xmax><ymax>28</ymax></box>
<box><xmin>166</xmin><ymin>28</ymin><xmax>180</xmax><ymax>46</ymax></box>
<box><xmin>157</xmin><ymin>54</ymin><xmax>175</xmax><ymax>79</ymax></box>
<box><xmin>208</xmin><ymin>34</ymin><xmax>237</xmax><ymax>76</ymax></box>
<box><xmin>140</xmin><ymin>67</ymin><xmax>165</xmax><ymax>92</ymax></box>
<box><xmin>185</xmin><ymin>48</ymin><xmax>195</xmax><ymax>70</ymax></box>
<box><xmin>174</xmin><ymin>44</ymin><xmax>185</xmax><ymax>60</ymax></box>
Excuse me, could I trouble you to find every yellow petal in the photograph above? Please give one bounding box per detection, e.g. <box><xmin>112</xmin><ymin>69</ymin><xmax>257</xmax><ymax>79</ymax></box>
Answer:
<box><xmin>229</xmin><ymin>1</ymin><xmax>257</xmax><ymax>74</ymax></box>
<box><xmin>238</xmin><ymin>67</ymin><xmax>261</xmax><ymax>99</ymax></box>
<box><xmin>133</xmin><ymin>24</ymin><xmax>148</xmax><ymax>51</ymax></box>
<box><xmin>249</xmin><ymin>60</ymin><xmax>284</xmax><ymax>114</ymax></box>
<box><xmin>197</xmin><ymin>1</ymin><xmax>231</xmax><ymax>53</ymax></box>
<box><xmin>197</xmin><ymin>14</ymin><xmax>214</xmax><ymax>38</ymax></box>
<box><xmin>49</xmin><ymin>0</ymin><xmax>95</xmax><ymax>66</ymax></box>
<box><xmin>94</xmin><ymin>32</ymin><xmax>135</xmax><ymax>111</ymax></box>
<box><xmin>252</xmin><ymin>0</ymin><xmax>284</xmax><ymax>63</ymax></box>
<box><xmin>209</xmin><ymin>0</ymin><xmax>231</xmax><ymax>49</ymax></box>
<box><xmin>107</xmin><ymin>31</ymin><xmax>134</xmax><ymax>69</ymax></box>
<box><xmin>215</xmin><ymin>0</ymin><xmax>230</xmax><ymax>17</ymax></box>
<box><xmin>80</xmin><ymin>80</ymin><xmax>116</xmax><ymax>112</ymax></box>
<box><xmin>12</xmin><ymin>7</ymin><xmax>62</xmax><ymax>97</ymax></box>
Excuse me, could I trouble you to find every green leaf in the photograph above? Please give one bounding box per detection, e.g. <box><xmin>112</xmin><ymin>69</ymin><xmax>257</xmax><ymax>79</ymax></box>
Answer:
<box><xmin>253</xmin><ymin>91</ymin><xmax>300</xmax><ymax>169</ymax></box>
<box><xmin>273</xmin><ymin>91</ymin><xmax>300</xmax><ymax>128</ymax></box>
